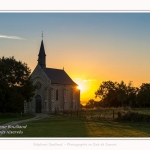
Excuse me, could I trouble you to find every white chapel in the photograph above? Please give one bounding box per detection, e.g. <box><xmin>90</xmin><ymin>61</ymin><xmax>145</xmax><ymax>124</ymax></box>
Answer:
<box><xmin>24</xmin><ymin>39</ymin><xmax>80</xmax><ymax>113</ymax></box>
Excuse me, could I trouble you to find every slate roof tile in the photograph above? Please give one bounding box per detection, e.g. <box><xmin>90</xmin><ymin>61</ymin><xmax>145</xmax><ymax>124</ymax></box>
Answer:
<box><xmin>44</xmin><ymin>68</ymin><xmax>77</xmax><ymax>85</ymax></box>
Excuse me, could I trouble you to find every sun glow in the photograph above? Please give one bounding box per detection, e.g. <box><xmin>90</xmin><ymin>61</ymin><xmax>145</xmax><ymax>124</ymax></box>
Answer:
<box><xmin>74</xmin><ymin>77</ymin><xmax>100</xmax><ymax>105</ymax></box>
<box><xmin>77</xmin><ymin>85</ymin><xmax>83</xmax><ymax>90</ymax></box>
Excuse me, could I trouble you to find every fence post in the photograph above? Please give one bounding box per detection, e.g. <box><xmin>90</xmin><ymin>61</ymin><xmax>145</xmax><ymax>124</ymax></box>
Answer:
<box><xmin>113</xmin><ymin>110</ymin><xmax>114</xmax><ymax>120</ymax></box>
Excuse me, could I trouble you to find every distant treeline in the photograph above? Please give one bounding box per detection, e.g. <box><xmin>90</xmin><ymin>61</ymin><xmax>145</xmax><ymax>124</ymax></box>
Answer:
<box><xmin>86</xmin><ymin>81</ymin><xmax>150</xmax><ymax>108</ymax></box>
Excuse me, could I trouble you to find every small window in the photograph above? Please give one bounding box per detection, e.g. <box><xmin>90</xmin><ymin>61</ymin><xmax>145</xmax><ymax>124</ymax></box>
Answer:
<box><xmin>56</xmin><ymin>90</ymin><xmax>58</xmax><ymax>101</ymax></box>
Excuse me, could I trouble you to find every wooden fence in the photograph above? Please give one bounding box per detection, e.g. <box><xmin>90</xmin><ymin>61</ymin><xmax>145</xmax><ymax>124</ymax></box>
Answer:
<box><xmin>54</xmin><ymin>108</ymin><xmax>118</xmax><ymax>120</ymax></box>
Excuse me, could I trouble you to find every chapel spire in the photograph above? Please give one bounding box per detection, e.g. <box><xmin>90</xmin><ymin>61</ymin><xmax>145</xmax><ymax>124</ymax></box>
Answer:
<box><xmin>38</xmin><ymin>32</ymin><xmax>46</xmax><ymax>69</ymax></box>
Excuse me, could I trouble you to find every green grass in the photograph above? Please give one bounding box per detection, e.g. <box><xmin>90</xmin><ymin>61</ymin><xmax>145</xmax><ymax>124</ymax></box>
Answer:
<box><xmin>0</xmin><ymin>113</ymin><xmax>35</xmax><ymax>125</ymax></box>
<box><xmin>131</xmin><ymin>108</ymin><xmax>150</xmax><ymax>115</ymax></box>
<box><xmin>2</xmin><ymin>115</ymin><xmax>150</xmax><ymax>137</ymax></box>
<box><xmin>1</xmin><ymin>108</ymin><xmax>150</xmax><ymax>137</ymax></box>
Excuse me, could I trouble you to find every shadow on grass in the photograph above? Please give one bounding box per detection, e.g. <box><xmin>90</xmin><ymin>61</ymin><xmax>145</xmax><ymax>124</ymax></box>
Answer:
<box><xmin>2</xmin><ymin>115</ymin><xmax>150</xmax><ymax>137</ymax></box>
<box><xmin>2</xmin><ymin>116</ymin><xmax>88</xmax><ymax>137</ymax></box>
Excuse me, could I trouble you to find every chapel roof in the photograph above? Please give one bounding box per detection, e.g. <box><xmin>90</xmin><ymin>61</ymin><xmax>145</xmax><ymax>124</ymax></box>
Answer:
<box><xmin>44</xmin><ymin>68</ymin><xmax>77</xmax><ymax>85</ymax></box>
<box><xmin>38</xmin><ymin>40</ymin><xmax>46</xmax><ymax>56</ymax></box>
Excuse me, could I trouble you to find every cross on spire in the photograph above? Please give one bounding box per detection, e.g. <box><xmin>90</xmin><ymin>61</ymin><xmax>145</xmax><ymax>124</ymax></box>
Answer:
<box><xmin>41</xmin><ymin>31</ymin><xmax>43</xmax><ymax>40</ymax></box>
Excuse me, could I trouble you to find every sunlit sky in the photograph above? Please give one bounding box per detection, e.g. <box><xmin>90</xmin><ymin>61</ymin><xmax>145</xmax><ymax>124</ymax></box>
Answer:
<box><xmin>1</xmin><ymin>13</ymin><xmax>150</xmax><ymax>105</ymax></box>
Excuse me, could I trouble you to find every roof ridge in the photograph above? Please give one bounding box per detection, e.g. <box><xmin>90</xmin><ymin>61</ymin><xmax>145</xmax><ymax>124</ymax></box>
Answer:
<box><xmin>43</xmin><ymin>68</ymin><xmax>77</xmax><ymax>85</ymax></box>
<box><xmin>45</xmin><ymin>67</ymin><xmax>63</xmax><ymax>71</ymax></box>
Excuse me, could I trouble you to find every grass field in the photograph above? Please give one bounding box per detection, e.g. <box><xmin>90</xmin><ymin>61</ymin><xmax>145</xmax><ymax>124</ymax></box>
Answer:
<box><xmin>0</xmin><ymin>113</ymin><xmax>35</xmax><ymax>125</ymax></box>
<box><xmin>2</xmin><ymin>111</ymin><xmax>150</xmax><ymax>137</ymax></box>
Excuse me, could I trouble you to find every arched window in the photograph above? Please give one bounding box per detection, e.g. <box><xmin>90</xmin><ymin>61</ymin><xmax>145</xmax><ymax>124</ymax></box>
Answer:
<box><xmin>56</xmin><ymin>89</ymin><xmax>58</xmax><ymax>101</ymax></box>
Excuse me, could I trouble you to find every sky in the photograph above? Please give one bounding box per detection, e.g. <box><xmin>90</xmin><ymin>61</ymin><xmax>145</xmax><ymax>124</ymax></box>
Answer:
<box><xmin>1</xmin><ymin>13</ymin><xmax>150</xmax><ymax>105</ymax></box>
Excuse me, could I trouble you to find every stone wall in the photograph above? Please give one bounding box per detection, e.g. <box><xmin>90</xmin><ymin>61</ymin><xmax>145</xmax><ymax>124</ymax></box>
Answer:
<box><xmin>24</xmin><ymin>65</ymin><xmax>80</xmax><ymax>113</ymax></box>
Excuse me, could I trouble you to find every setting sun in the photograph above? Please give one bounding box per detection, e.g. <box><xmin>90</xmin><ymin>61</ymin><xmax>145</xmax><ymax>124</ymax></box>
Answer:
<box><xmin>73</xmin><ymin>77</ymin><xmax>100</xmax><ymax>105</ymax></box>
<box><xmin>77</xmin><ymin>85</ymin><xmax>83</xmax><ymax>90</ymax></box>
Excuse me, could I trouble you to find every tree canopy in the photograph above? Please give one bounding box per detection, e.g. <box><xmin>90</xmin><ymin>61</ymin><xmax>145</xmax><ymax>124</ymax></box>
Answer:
<box><xmin>94</xmin><ymin>80</ymin><xmax>150</xmax><ymax>108</ymax></box>
<box><xmin>136</xmin><ymin>83</ymin><xmax>150</xmax><ymax>107</ymax></box>
<box><xmin>0</xmin><ymin>56</ymin><xmax>36</xmax><ymax>113</ymax></box>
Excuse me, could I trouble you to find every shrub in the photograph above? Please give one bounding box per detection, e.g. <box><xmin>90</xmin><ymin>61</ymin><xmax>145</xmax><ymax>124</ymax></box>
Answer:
<box><xmin>116</xmin><ymin>111</ymin><xmax>150</xmax><ymax>122</ymax></box>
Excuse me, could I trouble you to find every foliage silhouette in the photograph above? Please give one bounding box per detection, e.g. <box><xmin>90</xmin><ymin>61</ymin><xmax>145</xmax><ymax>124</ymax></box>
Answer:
<box><xmin>0</xmin><ymin>56</ymin><xmax>36</xmax><ymax>113</ymax></box>
<box><xmin>94</xmin><ymin>80</ymin><xmax>150</xmax><ymax>108</ymax></box>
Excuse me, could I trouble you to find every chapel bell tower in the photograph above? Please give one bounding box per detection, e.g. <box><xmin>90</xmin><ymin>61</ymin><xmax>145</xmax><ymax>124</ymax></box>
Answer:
<box><xmin>38</xmin><ymin>32</ymin><xmax>46</xmax><ymax>69</ymax></box>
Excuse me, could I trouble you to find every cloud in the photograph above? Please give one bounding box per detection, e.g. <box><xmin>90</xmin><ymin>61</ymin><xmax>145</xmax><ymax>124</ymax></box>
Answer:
<box><xmin>74</xmin><ymin>78</ymin><xmax>96</xmax><ymax>83</ymax></box>
<box><xmin>83</xmin><ymin>79</ymin><xmax>96</xmax><ymax>82</ymax></box>
<box><xmin>0</xmin><ymin>35</ymin><xmax>25</xmax><ymax>40</ymax></box>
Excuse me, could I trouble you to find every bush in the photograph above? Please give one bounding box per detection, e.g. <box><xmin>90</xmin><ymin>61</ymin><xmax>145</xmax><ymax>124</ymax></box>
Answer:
<box><xmin>116</xmin><ymin>111</ymin><xmax>150</xmax><ymax>122</ymax></box>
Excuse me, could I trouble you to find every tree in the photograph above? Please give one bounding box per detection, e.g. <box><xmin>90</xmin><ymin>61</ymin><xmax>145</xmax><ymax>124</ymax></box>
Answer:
<box><xmin>86</xmin><ymin>99</ymin><xmax>95</xmax><ymax>109</ymax></box>
<box><xmin>95</xmin><ymin>81</ymin><xmax>118</xmax><ymax>107</ymax></box>
<box><xmin>0</xmin><ymin>56</ymin><xmax>36</xmax><ymax>113</ymax></box>
<box><xmin>116</xmin><ymin>81</ymin><xmax>127</xmax><ymax>107</ymax></box>
<box><xmin>136</xmin><ymin>83</ymin><xmax>150</xmax><ymax>108</ymax></box>
<box><xmin>126</xmin><ymin>81</ymin><xmax>139</xmax><ymax>107</ymax></box>
<box><xmin>95</xmin><ymin>80</ymin><xmax>139</xmax><ymax>108</ymax></box>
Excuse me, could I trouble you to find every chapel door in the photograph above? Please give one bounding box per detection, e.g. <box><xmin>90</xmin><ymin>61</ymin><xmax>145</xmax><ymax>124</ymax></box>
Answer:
<box><xmin>36</xmin><ymin>95</ymin><xmax>42</xmax><ymax>113</ymax></box>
